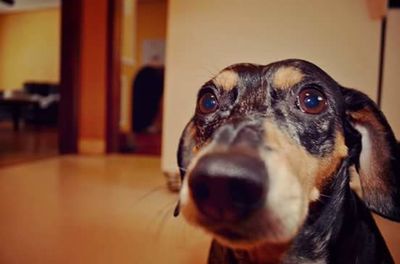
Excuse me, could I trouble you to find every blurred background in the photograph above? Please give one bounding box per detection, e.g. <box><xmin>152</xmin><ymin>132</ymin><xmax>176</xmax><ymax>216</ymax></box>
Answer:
<box><xmin>0</xmin><ymin>0</ymin><xmax>398</xmax><ymax>263</ymax></box>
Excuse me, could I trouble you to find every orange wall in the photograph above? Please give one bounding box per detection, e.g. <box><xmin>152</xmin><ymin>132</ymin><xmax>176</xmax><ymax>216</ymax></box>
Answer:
<box><xmin>0</xmin><ymin>8</ymin><xmax>60</xmax><ymax>90</ymax></box>
<box><xmin>78</xmin><ymin>0</ymin><xmax>109</xmax><ymax>154</ymax></box>
<box><xmin>135</xmin><ymin>0</ymin><xmax>167</xmax><ymax>66</ymax></box>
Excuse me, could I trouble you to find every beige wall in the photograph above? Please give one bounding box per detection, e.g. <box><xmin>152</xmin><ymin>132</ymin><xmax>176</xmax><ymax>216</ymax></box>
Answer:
<box><xmin>382</xmin><ymin>9</ymin><xmax>400</xmax><ymax>139</ymax></box>
<box><xmin>120</xmin><ymin>0</ymin><xmax>137</xmax><ymax>132</ymax></box>
<box><xmin>162</xmin><ymin>0</ymin><xmax>382</xmax><ymax>173</ymax></box>
<box><xmin>0</xmin><ymin>8</ymin><xmax>60</xmax><ymax>90</ymax></box>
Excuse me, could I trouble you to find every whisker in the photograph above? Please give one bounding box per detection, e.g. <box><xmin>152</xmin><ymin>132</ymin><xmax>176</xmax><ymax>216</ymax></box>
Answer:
<box><xmin>154</xmin><ymin>201</ymin><xmax>176</xmax><ymax>241</ymax></box>
<box><xmin>155</xmin><ymin>199</ymin><xmax>177</xmax><ymax>217</ymax></box>
<box><xmin>319</xmin><ymin>193</ymin><xmax>332</xmax><ymax>198</ymax></box>
<box><xmin>131</xmin><ymin>184</ymin><xmax>166</xmax><ymax>207</ymax></box>
<box><xmin>143</xmin><ymin>198</ymin><xmax>175</xmax><ymax>238</ymax></box>
<box><xmin>200</xmin><ymin>65</ymin><xmax>219</xmax><ymax>79</ymax></box>
<box><xmin>178</xmin><ymin>166</ymin><xmax>187</xmax><ymax>174</ymax></box>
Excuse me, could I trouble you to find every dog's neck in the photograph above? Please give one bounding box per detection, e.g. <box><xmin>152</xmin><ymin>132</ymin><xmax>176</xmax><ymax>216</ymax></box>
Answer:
<box><xmin>232</xmin><ymin>241</ymin><xmax>291</xmax><ymax>264</ymax></box>
<box><xmin>208</xmin><ymin>240</ymin><xmax>290</xmax><ymax>264</ymax></box>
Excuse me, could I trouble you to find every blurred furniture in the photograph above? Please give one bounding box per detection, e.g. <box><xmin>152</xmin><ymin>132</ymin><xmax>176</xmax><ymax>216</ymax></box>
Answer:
<box><xmin>23</xmin><ymin>82</ymin><xmax>59</xmax><ymax>125</ymax></box>
<box><xmin>0</xmin><ymin>82</ymin><xmax>60</xmax><ymax>130</ymax></box>
<box><xmin>0</xmin><ymin>92</ymin><xmax>35</xmax><ymax>131</ymax></box>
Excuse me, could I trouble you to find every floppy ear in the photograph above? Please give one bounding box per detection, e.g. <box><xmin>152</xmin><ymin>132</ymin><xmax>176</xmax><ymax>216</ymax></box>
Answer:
<box><xmin>342</xmin><ymin>87</ymin><xmax>400</xmax><ymax>221</ymax></box>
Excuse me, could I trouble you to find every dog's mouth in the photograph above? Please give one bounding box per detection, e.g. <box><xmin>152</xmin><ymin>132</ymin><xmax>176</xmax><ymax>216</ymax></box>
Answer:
<box><xmin>212</xmin><ymin>226</ymin><xmax>269</xmax><ymax>248</ymax></box>
<box><xmin>215</xmin><ymin>227</ymin><xmax>243</xmax><ymax>240</ymax></box>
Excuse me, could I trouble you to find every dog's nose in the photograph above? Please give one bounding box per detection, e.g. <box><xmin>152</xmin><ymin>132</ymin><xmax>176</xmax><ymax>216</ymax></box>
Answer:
<box><xmin>189</xmin><ymin>152</ymin><xmax>267</xmax><ymax>222</ymax></box>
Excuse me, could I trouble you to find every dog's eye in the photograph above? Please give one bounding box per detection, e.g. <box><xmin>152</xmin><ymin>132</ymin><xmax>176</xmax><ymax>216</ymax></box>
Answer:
<box><xmin>297</xmin><ymin>88</ymin><xmax>327</xmax><ymax>114</ymax></box>
<box><xmin>198</xmin><ymin>92</ymin><xmax>219</xmax><ymax>114</ymax></box>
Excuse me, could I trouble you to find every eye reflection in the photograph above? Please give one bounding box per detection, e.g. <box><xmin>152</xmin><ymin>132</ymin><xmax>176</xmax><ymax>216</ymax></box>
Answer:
<box><xmin>297</xmin><ymin>88</ymin><xmax>327</xmax><ymax>114</ymax></box>
<box><xmin>198</xmin><ymin>92</ymin><xmax>219</xmax><ymax>114</ymax></box>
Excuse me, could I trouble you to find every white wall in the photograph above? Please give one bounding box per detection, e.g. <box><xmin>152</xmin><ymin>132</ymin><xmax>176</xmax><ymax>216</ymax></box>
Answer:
<box><xmin>382</xmin><ymin>9</ymin><xmax>400</xmax><ymax>139</ymax></box>
<box><xmin>162</xmin><ymin>0</ymin><xmax>381</xmax><ymax>173</ymax></box>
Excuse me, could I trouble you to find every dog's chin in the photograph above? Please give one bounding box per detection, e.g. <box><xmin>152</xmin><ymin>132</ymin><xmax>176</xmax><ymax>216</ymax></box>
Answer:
<box><xmin>211</xmin><ymin>230</ymin><xmax>295</xmax><ymax>251</ymax></box>
<box><xmin>207</xmin><ymin>228</ymin><xmax>294</xmax><ymax>252</ymax></box>
<box><xmin>212</xmin><ymin>231</ymin><xmax>272</xmax><ymax>250</ymax></box>
<box><xmin>196</xmin><ymin>212</ymin><xmax>298</xmax><ymax>250</ymax></box>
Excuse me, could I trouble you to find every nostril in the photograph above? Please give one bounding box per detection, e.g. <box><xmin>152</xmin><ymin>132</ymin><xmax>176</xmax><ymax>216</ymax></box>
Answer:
<box><xmin>191</xmin><ymin>178</ymin><xmax>210</xmax><ymax>202</ymax></box>
<box><xmin>229</xmin><ymin>178</ymin><xmax>264</xmax><ymax>207</ymax></box>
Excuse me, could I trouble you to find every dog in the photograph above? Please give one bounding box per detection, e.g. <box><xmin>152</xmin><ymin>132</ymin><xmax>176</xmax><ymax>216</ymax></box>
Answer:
<box><xmin>174</xmin><ymin>59</ymin><xmax>400</xmax><ymax>264</ymax></box>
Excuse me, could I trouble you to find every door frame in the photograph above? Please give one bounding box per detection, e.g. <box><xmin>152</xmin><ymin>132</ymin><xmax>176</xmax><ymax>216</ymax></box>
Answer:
<box><xmin>106</xmin><ymin>0</ymin><xmax>122</xmax><ymax>153</ymax></box>
<box><xmin>59</xmin><ymin>0</ymin><xmax>122</xmax><ymax>154</ymax></box>
<box><xmin>59</xmin><ymin>0</ymin><xmax>81</xmax><ymax>154</ymax></box>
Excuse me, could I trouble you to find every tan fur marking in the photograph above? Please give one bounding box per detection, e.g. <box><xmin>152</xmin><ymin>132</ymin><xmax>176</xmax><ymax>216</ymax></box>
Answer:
<box><xmin>182</xmin><ymin>121</ymin><xmax>200</xmax><ymax>155</ymax></box>
<box><xmin>273</xmin><ymin>66</ymin><xmax>304</xmax><ymax>90</ymax></box>
<box><xmin>314</xmin><ymin>132</ymin><xmax>348</xmax><ymax>188</ymax></box>
<box><xmin>213</xmin><ymin>70</ymin><xmax>239</xmax><ymax>91</ymax></box>
<box><xmin>310</xmin><ymin>187</ymin><xmax>320</xmax><ymax>202</ymax></box>
<box><xmin>349</xmin><ymin>166</ymin><xmax>363</xmax><ymax>197</ymax></box>
<box><xmin>350</xmin><ymin>108</ymin><xmax>384</xmax><ymax>129</ymax></box>
<box><xmin>264</xmin><ymin>122</ymin><xmax>347</xmax><ymax>202</ymax></box>
<box><xmin>350</xmin><ymin>107</ymin><xmax>390</xmax><ymax>197</ymax></box>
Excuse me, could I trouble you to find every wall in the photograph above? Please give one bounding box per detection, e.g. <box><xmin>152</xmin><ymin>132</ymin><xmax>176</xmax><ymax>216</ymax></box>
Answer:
<box><xmin>120</xmin><ymin>0</ymin><xmax>136</xmax><ymax>131</ymax></box>
<box><xmin>382</xmin><ymin>9</ymin><xmax>400</xmax><ymax>139</ymax></box>
<box><xmin>135</xmin><ymin>0</ymin><xmax>167</xmax><ymax>67</ymax></box>
<box><xmin>0</xmin><ymin>8</ymin><xmax>60</xmax><ymax>90</ymax></box>
<box><xmin>120</xmin><ymin>0</ymin><xmax>167</xmax><ymax>132</ymax></box>
<box><xmin>162</xmin><ymin>0</ymin><xmax>381</xmax><ymax>172</ymax></box>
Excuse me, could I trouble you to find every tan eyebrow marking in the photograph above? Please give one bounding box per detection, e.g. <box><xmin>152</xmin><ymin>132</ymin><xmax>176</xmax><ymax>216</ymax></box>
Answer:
<box><xmin>212</xmin><ymin>70</ymin><xmax>239</xmax><ymax>91</ymax></box>
<box><xmin>273</xmin><ymin>66</ymin><xmax>304</xmax><ymax>90</ymax></box>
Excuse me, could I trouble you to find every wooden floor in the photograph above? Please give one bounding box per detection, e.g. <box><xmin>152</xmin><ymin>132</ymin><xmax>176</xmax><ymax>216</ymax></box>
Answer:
<box><xmin>0</xmin><ymin>122</ymin><xmax>58</xmax><ymax>167</ymax></box>
<box><xmin>0</xmin><ymin>155</ymin><xmax>209</xmax><ymax>264</ymax></box>
<box><xmin>0</xmin><ymin>155</ymin><xmax>398</xmax><ymax>264</ymax></box>
<box><xmin>119</xmin><ymin>133</ymin><xmax>161</xmax><ymax>156</ymax></box>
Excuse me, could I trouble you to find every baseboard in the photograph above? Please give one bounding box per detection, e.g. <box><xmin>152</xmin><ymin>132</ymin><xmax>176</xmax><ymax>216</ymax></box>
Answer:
<box><xmin>78</xmin><ymin>139</ymin><xmax>106</xmax><ymax>154</ymax></box>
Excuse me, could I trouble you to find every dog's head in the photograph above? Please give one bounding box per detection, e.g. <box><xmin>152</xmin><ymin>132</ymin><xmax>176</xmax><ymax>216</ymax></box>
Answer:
<box><xmin>177</xmin><ymin>59</ymin><xmax>400</xmax><ymax>250</ymax></box>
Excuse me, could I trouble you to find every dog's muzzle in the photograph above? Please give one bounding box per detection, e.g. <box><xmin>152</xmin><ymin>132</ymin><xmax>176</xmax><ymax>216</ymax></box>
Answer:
<box><xmin>189</xmin><ymin>150</ymin><xmax>267</xmax><ymax>223</ymax></box>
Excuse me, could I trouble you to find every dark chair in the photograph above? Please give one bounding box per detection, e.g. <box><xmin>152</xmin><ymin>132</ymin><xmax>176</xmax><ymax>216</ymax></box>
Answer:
<box><xmin>0</xmin><ymin>91</ymin><xmax>11</xmax><ymax>121</ymax></box>
<box><xmin>23</xmin><ymin>82</ymin><xmax>59</xmax><ymax>125</ymax></box>
<box><xmin>131</xmin><ymin>66</ymin><xmax>164</xmax><ymax>133</ymax></box>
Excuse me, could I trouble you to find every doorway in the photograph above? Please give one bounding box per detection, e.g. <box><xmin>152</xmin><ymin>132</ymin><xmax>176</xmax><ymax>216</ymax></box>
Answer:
<box><xmin>117</xmin><ymin>0</ymin><xmax>168</xmax><ymax>156</ymax></box>
<box><xmin>0</xmin><ymin>1</ymin><xmax>61</xmax><ymax>165</ymax></box>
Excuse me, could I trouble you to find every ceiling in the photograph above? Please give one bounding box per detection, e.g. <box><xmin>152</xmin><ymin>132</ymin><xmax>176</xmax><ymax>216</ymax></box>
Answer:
<box><xmin>0</xmin><ymin>0</ymin><xmax>167</xmax><ymax>13</ymax></box>
<box><xmin>0</xmin><ymin>0</ymin><xmax>60</xmax><ymax>13</ymax></box>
